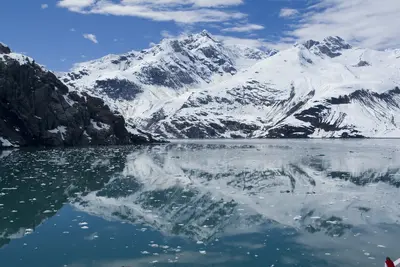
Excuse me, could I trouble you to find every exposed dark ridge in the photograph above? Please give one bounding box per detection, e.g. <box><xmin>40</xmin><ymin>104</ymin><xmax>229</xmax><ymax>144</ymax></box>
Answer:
<box><xmin>0</xmin><ymin>43</ymin><xmax>11</xmax><ymax>54</ymax></box>
<box><xmin>326</xmin><ymin>87</ymin><xmax>400</xmax><ymax>107</ymax></box>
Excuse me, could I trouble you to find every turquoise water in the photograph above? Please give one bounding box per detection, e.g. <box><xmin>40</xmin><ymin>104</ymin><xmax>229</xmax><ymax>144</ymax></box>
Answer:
<box><xmin>0</xmin><ymin>140</ymin><xmax>399</xmax><ymax>267</ymax></box>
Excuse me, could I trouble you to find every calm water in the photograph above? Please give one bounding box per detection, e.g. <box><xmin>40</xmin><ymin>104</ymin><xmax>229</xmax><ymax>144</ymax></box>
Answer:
<box><xmin>0</xmin><ymin>140</ymin><xmax>399</xmax><ymax>267</ymax></box>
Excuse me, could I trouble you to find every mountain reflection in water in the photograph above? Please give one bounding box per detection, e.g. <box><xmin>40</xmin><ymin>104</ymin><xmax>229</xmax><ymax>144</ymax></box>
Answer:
<box><xmin>0</xmin><ymin>140</ymin><xmax>399</xmax><ymax>267</ymax></box>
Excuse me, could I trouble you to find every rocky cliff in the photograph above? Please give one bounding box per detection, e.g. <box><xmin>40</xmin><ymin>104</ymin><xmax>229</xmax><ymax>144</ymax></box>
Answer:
<box><xmin>0</xmin><ymin>43</ymin><xmax>159</xmax><ymax>148</ymax></box>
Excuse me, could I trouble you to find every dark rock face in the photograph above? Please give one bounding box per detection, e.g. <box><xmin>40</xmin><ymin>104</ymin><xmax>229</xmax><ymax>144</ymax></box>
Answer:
<box><xmin>94</xmin><ymin>79</ymin><xmax>142</xmax><ymax>100</ymax></box>
<box><xmin>0</xmin><ymin>43</ymin><xmax>11</xmax><ymax>54</ymax></box>
<box><xmin>355</xmin><ymin>60</ymin><xmax>370</xmax><ymax>67</ymax></box>
<box><xmin>0</xmin><ymin>50</ymin><xmax>158</xmax><ymax>148</ymax></box>
<box><xmin>302</xmin><ymin>36</ymin><xmax>352</xmax><ymax>58</ymax></box>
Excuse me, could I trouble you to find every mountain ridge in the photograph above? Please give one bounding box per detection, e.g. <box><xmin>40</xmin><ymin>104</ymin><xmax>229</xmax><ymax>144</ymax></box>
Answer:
<box><xmin>61</xmin><ymin>31</ymin><xmax>400</xmax><ymax>138</ymax></box>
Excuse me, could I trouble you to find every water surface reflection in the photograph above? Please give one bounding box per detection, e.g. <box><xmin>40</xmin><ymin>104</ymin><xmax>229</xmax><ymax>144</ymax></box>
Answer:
<box><xmin>0</xmin><ymin>140</ymin><xmax>399</xmax><ymax>267</ymax></box>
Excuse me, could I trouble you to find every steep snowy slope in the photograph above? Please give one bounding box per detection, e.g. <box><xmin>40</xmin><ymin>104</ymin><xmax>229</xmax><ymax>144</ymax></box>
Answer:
<box><xmin>60</xmin><ymin>31</ymin><xmax>275</xmax><ymax>128</ymax></box>
<box><xmin>63</xmin><ymin>34</ymin><xmax>400</xmax><ymax>138</ymax></box>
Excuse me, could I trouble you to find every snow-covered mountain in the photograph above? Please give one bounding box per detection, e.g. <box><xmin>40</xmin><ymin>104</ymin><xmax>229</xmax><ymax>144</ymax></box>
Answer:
<box><xmin>62</xmin><ymin>33</ymin><xmax>400</xmax><ymax>138</ymax></box>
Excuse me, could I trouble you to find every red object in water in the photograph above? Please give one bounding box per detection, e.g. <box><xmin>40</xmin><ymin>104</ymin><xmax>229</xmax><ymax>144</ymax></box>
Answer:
<box><xmin>386</xmin><ymin>258</ymin><xmax>396</xmax><ymax>267</ymax></box>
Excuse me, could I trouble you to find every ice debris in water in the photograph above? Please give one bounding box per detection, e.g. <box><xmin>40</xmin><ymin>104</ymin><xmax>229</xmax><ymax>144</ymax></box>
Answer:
<box><xmin>81</xmin><ymin>226</ymin><xmax>89</xmax><ymax>229</ymax></box>
<box><xmin>377</xmin><ymin>245</ymin><xmax>386</xmax><ymax>248</ymax></box>
<box><xmin>78</xmin><ymin>222</ymin><xmax>88</xmax><ymax>226</ymax></box>
<box><xmin>25</xmin><ymin>229</ymin><xmax>33</xmax><ymax>235</ymax></box>
<box><xmin>199</xmin><ymin>250</ymin><xmax>206</xmax><ymax>254</ymax></box>
<box><xmin>293</xmin><ymin>216</ymin><xmax>302</xmax><ymax>221</ymax></box>
<box><xmin>141</xmin><ymin>251</ymin><xmax>150</xmax><ymax>255</ymax></box>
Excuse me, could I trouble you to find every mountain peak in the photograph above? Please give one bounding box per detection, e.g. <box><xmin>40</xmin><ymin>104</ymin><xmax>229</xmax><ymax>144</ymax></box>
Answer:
<box><xmin>199</xmin><ymin>29</ymin><xmax>213</xmax><ymax>38</ymax></box>
<box><xmin>299</xmin><ymin>36</ymin><xmax>352</xmax><ymax>58</ymax></box>
<box><xmin>0</xmin><ymin>42</ymin><xmax>11</xmax><ymax>54</ymax></box>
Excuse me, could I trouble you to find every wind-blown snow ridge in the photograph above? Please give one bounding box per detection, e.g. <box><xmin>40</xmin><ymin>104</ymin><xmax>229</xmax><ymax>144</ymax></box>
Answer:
<box><xmin>62</xmin><ymin>33</ymin><xmax>400</xmax><ymax>138</ymax></box>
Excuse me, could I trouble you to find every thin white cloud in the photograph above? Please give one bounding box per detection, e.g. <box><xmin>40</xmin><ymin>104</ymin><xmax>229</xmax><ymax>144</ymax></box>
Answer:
<box><xmin>83</xmin><ymin>33</ymin><xmax>98</xmax><ymax>44</ymax></box>
<box><xmin>57</xmin><ymin>0</ymin><xmax>246</xmax><ymax>24</ymax></box>
<box><xmin>279</xmin><ymin>8</ymin><xmax>298</xmax><ymax>18</ymax></box>
<box><xmin>41</xmin><ymin>3</ymin><xmax>49</xmax><ymax>9</ymax></box>
<box><xmin>161</xmin><ymin>30</ymin><xmax>174</xmax><ymax>38</ymax></box>
<box><xmin>214</xmin><ymin>35</ymin><xmax>288</xmax><ymax>51</ymax></box>
<box><xmin>283</xmin><ymin>0</ymin><xmax>400</xmax><ymax>49</ymax></box>
<box><xmin>222</xmin><ymin>23</ymin><xmax>264</xmax><ymax>33</ymax></box>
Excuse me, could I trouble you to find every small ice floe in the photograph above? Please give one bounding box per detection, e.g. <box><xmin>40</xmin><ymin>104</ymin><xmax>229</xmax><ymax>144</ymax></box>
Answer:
<box><xmin>325</xmin><ymin>253</ymin><xmax>331</xmax><ymax>256</ymax></box>
<box><xmin>377</xmin><ymin>245</ymin><xmax>386</xmax><ymax>248</ymax></box>
<box><xmin>326</xmin><ymin>221</ymin><xmax>338</xmax><ymax>225</ymax></box>
<box><xmin>140</xmin><ymin>228</ymin><xmax>147</xmax><ymax>232</ymax></box>
<box><xmin>354</xmin><ymin>233</ymin><xmax>361</xmax><ymax>237</ymax></box>
<box><xmin>150</xmin><ymin>244</ymin><xmax>159</xmax><ymax>248</ymax></box>
<box><xmin>160</xmin><ymin>245</ymin><xmax>169</xmax><ymax>249</ymax></box>
<box><xmin>151</xmin><ymin>260</ymin><xmax>158</xmax><ymax>263</ymax></box>
<box><xmin>311</xmin><ymin>216</ymin><xmax>321</xmax><ymax>220</ymax></box>
<box><xmin>81</xmin><ymin>226</ymin><xmax>89</xmax><ymax>229</ymax></box>
<box><xmin>63</xmin><ymin>231</ymin><xmax>70</xmax><ymax>234</ymax></box>
<box><xmin>43</xmin><ymin>210</ymin><xmax>52</xmax><ymax>214</ymax></box>
<box><xmin>25</xmin><ymin>229</ymin><xmax>33</xmax><ymax>235</ymax></box>
<box><xmin>199</xmin><ymin>250</ymin><xmax>206</xmax><ymax>254</ymax></box>
<box><xmin>293</xmin><ymin>216</ymin><xmax>302</xmax><ymax>221</ymax></box>
<box><xmin>11</xmin><ymin>210</ymin><xmax>18</xmax><ymax>213</ymax></box>
<box><xmin>364</xmin><ymin>252</ymin><xmax>370</xmax><ymax>256</ymax></box>
<box><xmin>196</xmin><ymin>241</ymin><xmax>204</xmax><ymax>245</ymax></box>
<box><xmin>78</xmin><ymin>222</ymin><xmax>88</xmax><ymax>226</ymax></box>
<box><xmin>141</xmin><ymin>251</ymin><xmax>150</xmax><ymax>255</ymax></box>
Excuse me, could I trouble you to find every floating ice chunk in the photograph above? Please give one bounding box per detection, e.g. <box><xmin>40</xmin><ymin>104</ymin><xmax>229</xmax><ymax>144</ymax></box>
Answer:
<box><xmin>25</xmin><ymin>229</ymin><xmax>33</xmax><ymax>235</ymax></box>
<box><xmin>81</xmin><ymin>226</ymin><xmax>89</xmax><ymax>229</ymax></box>
<box><xmin>196</xmin><ymin>241</ymin><xmax>204</xmax><ymax>244</ymax></box>
<box><xmin>377</xmin><ymin>245</ymin><xmax>386</xmax><ymax>248</ymax></box>
<box><xmin>325</xmin><ymin>253</ymin><xmax>331</xmax><ymax>256</ymax></box>
<box><xmin>43</xmin><ymin>210</ymin><xmax>52</xmax><ymax>214</ymax></box>
<box><xmin>199</xmin><ymin>250</ymin><xmax>206</xmax><ymax>254</ymax></box>
<box><xmin>326</xmin><ymin>221</ymin><xmax>338</xmax><ymax>224</ymax></box>
<box><xmin>141</xmin><ymin>251</ymin><xmax>150</xmax><ymax>255</ymax></box>
<box><xmin>78</xmin><ymin>222</ymin><xmax>88</xmax><ymax>226</ymax></box>
<box><xmin>293</xmin><ymin>216</ymin><xmax>302</xmax><ymax>221</ymax></box>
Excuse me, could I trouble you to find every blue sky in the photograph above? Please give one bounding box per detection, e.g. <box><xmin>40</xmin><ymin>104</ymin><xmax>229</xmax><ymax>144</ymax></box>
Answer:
<box><xmin>1</xmin><ymin>0</ymin><xmax>399</xmax><ymax>71</ymax></box>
